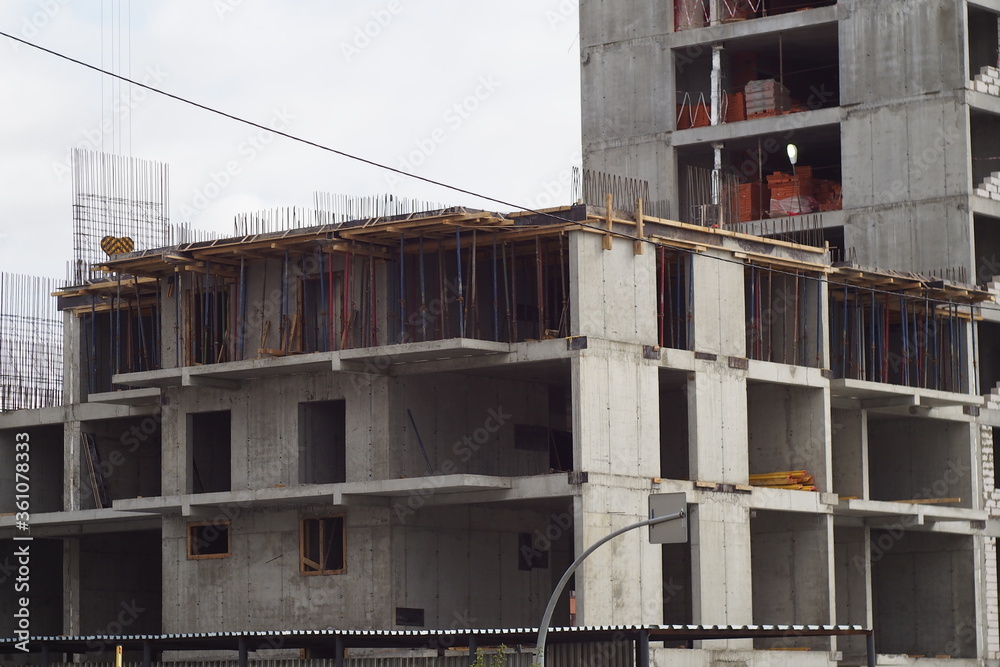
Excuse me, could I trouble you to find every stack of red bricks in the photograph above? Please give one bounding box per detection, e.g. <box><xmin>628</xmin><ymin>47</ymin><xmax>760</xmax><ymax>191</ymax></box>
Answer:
<box><xmin>766</xmin><ymin>167</ymin><xmax>813</xmax><ymax>215</ymax></box>
<box><xmin>725</xmin><ymin>91</ymin><xmax>746</xmax><ymax>122</ymax></box>
<box><xmin>745</xmin><ymin>79</ymin><xmax>791</xmax><ymax>118</ymax></box>
<box><xmin>737</xmin><ymin>182</ymin><xmax>769</xmax><ymax>221</ymax></box>
<box><xmin>814</xmin><ymin>179</ymin><xmax>843</xmax><ymax>211</ymax></box>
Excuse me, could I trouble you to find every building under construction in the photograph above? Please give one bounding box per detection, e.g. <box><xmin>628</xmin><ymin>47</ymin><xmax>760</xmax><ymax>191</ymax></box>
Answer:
<box><xmin>3</xmin><ymin>0</ymin><xmax>1000</xmax><ymax>665</ymax></box>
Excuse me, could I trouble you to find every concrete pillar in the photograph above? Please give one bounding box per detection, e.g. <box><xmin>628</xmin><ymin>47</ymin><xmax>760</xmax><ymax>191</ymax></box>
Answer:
<box><xmin>569</xmin><ymin>229</ymin><xmax>658</xmax><ymax>345</ymax></box>
<box><xmin>573</xmin><ymin>483</ymin><xmax>663</xmax><ymax>626</ymax></box>
<box><xmin>690</xmin><ymin>250</ymin><xmax>745</xmax><ymax>357</ymax></box>
<box><xmin>64</xmin><ymin>420</ymin><xmax>82</xmax><ymax>511</ymax></box>
<box><xmin>62</xmin><ymin>311</ymin><xmax>85</xmax><ymax>404</ymax></box>
<box><xmin>62</xmin><ymin>538</ymin><xmax>80</xmax><ymax>636</ymax></box>
<box><xmin>690</xmin><ymin>499</ymin><xmax>752</xmax><ymax>648</ymax></box>
<box><xmin>831</xmin><ymin>407</ymin><xmax>868</xmax><ymax>500</ymax></box>
<box><xmin>687</xmin><ymin>367</ymin><xmax>748</xmax><ymax>484</ymax></box>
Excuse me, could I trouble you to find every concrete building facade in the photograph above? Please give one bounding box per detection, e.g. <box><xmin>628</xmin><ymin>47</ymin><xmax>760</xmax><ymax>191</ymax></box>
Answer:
<box><xmin>1</xmin><ymin>1</ymin><xmax>1000</xmax><ymax>664</ymax></box>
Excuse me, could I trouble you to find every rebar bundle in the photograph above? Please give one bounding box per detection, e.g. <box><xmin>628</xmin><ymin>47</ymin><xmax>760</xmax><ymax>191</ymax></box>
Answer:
<box><xmin>572</xmin><ymin>168</ymin><xmax>667</xmax><ymax>217</ymax></box>
<box><xmin>313</xmin><ymin>193</ymin><xmax>448</xmax><ymax>227</ymax></box>
<box><xmin>71</xmin><ymin>149</ymin><xmax>170</xmax><ymax>284</ymax></box>
<box><xmin>0</xmin><ymin>273</ymin><xmax>63</xmax><ymax>412</ymax></box>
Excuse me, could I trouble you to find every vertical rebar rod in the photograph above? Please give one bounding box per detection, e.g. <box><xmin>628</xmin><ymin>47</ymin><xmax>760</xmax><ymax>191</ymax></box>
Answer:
<box><xmin>456</xmin><ymin>227</ymin><xmax>465</xmax><ymax>338</ymax></box>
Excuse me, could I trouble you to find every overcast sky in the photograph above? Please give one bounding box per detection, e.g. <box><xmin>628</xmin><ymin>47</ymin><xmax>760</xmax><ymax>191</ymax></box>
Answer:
<box><xmin>0</xmin><ymin>1</ymin><xmax>582</xmax><ymax>281</ymax></box>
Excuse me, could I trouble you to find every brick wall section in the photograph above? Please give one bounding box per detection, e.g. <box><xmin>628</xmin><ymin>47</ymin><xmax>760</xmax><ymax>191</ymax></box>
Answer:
<box><xmin>982</xmin><ymin>391</ymin><xmax>1000</xmax><ymax>658</ymax></box>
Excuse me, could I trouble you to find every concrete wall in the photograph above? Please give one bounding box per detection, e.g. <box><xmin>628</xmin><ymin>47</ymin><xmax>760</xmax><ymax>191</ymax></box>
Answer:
<box><xmin>871</xmin><ymin>531</ymin><xmax>977</xmax><ymax>658</ymax></box>
<box><xmin>390</xmin><ymin>504</ymin><xmax>573</xmax><ymax>629</ymax></box>
<box><xmin>160</xmin><ymin>370</ymin><xmax>391</xmax><ymax>495</ymax></box>
<box><xmin>868</xmin><ymin>417</ymin><xmax>975</xmax><ymax>507</ymax></box>
<box><xmin>78</xmin><ymin>530</ymin><xmax>161</xmax><ymax>637</ymax></box>
<box><xmin>831</xmin><ymin>407</ymin><xmax>867</xmax><ymax>499</ymax></box>
<box><xmin>839</xmin><ymin>0</ymin><xmax>966</xmax><ymax>106</ymax></box>
<box><xmin>389</xmin><ymin>374</ymin><xmax>553</xmax><ymax>479</ymax></box>
<box><xmin>834</xmin><ymin>525</ymin><xmax>872</xmax><ymax>660</ymax></box>
<box><xmin>751</xmin><ymin>511</ymin><xmax>833</xmax><ymax>650</ymax></box>
<box><xmin>79</xmin><ymin>417</ymin><xmax>160</xmax><ymax>509</ymax></box>
<box><xmin>161</xmin><ymin>505</ymin><xmax>390</xmax><ymax>632</ymax></box>
<box><xmin>570</xmin><ymin>231</ymin><xmax>658</xmax><ymax>345</ymax></box>
<box><xmin>747</xmin><ymin>384</ymin><xmax>828</xmax><ymax>491</ymax></box>
<box><xmin>0</xmin><ymin>538</ymin><xmax>62</xmax><ymax>637</ymax></box>
<box><xmin>0</xmin><ymin>425</ymin><xmax>63</xmax><ymax>514</ymax></box>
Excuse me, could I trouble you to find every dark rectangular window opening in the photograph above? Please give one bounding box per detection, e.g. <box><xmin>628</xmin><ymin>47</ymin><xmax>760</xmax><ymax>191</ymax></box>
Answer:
<box><xmin>187</xmin><ymin>522</ymin><xmax>231</xmax><ymax>559</ymax></box>
<box><xmin>395</xmin><ymin>607</ymin><xmax>425</xmax><ymax>627</ymax></box>
<box><xmin>298</xmin><ymin>400</ymin><xmax>347</xmax><ymax>485</ymax></box>
<box><xmin>189</xmin><ymin>410</ymin><xmax>231</xmax><ymax>494</ymax></box>
<box><xmin>518</xmin><ymin>532</ymin><xmax>550</xmax><ymax>571</ymax></box>
<box><xmin>300</xmin><ymin>516</ymin><xmax>346</xmax><ymax>575</ymax></box>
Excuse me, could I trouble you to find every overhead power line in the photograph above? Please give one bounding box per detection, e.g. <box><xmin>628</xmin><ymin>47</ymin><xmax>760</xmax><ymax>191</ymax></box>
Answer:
<box><xmin>3</xmin><ymin>30</ymin><xmax>1000</xmax><ymax>315</ymax></box>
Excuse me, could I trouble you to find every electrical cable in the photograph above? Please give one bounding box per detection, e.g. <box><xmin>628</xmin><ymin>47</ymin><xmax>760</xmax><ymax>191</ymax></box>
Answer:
<box><xmin>3</xmin><ymin>29</ymin><xmax>1000</xmax><ymax>316</ymax></box>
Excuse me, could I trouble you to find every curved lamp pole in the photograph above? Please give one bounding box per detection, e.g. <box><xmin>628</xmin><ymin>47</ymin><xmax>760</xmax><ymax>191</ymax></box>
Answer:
<box><xmin>534</xmin><ymin>510</ymin><xmax>686</xmax><ymax>666</ymax></box>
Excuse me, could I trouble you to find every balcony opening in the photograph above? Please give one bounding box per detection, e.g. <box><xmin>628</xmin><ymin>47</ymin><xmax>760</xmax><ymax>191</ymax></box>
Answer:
<box><xmin>968</xmin><ymin>6</ymin><xmax>1000</xmax><ymax>87</ymax></box>
<box><xmin>745</xmin><ymin>266</ymin><xmax>824</xmax><ymax>368</ymax></box>
<box><xmin>79</xmin><ymin>530</ymin><xmax>162</xmax><ymax>647</ymax></box>
<box><xmin>188</xmin><ymin>410</ymin><xmax>231</xmax><ymax>494</ymax></box>
<box><xmin>0</xmin><ymin>538</ymin><xmax>63</xmax><ymax>637</ymax></box>
<box><xmin>655</xmin><ymin>249</ymin><xmax>694</xmax><ymax>351</ymax></box>
<box><xmin>972</xmin><ymin>111</ymin><xmax>1000</xmax><ymax>196</ymax></box>
<box><xmin>80</xmin><ymin>417</ymin><xmax>161</xmax><ymax>509</ymax></box>
<box><xmin>676</xmin><ymin>130</ymin><xmax>842</xmax><ymax>243</ymax></box>
<box><xmin>675</xmin><ymin>24</ymin><xmax>839</xmax><ymax>129</ymax></box>
<box><xmin>187</xmin><ymin>274</ymin><xmax>232</xmax><ymax>365</ymax></box>
<box><xmin>871</xmin><ymin>531</ymin><xmax>975</xmax><ymax>658</ymax></box>
<box><xmin>747</xmin><ymin>382</ymin><xmax>826</xmax><ymax>486</ymax></box>
<box><xmin>750</xmin><ymin>510</ymin><xmax>832</xmax><ymax>650</ymax></box>
<box><xmin>0</xmin><ymin>426</ymin><xmax>63</xmax><ymax>514</ymax></box>
<box><xmin>829</xmin><ymin>284</ymin><xmax>970</xmax><ymax>393</ymax></box>
<box><xmin>659</xmin><ymin>370</ymin><xmax>691</xmax><ymax>481</ymax></box>
<box><xmin>298</xmin><ymin>400</ymin><xmax>347</xmax><ymax>485</ymax></box>
<box><xmin>81</xmin><ymin>303</ymin><xmax>160</xmax><ymax>394</ymax></box>
<box><xmin>868</xmin><ymin>415</ymin><xmax>972</xmax><ymax>508</ymax></box>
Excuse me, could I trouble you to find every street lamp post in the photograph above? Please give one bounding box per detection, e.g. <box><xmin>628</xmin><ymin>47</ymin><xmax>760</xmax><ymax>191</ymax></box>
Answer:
<box><xmin>534</xmin><ymin>509</ymin><xmax>686</xmax><ymax>666</ymax></box>
<box><xmin>787</xmin><ymin>143</ymin><xmax>799</xmax><ymax>214</ymax></box>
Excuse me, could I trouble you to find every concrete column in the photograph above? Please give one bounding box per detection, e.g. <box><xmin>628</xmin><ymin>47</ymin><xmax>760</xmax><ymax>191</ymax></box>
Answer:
<box><xmin>62</xmin><ymin>311</ymin><xmax>85</xmax><ymax>404</ymax></box>
<box><xmin>569</xmin><ymin>229</ymin><xmax>658</xmax><ymax>345</ymax></box>
<box><xmin>160</xmin><ymin>388</ymin><xmax>184</xmax><ymax>496</ymax></box>
<box><xmin>573</xmin><ymin>483</ymin><xmax>663</xmax><ymax>626</ymax></box>
<box><xmin>687</xmin><ymin>366</ymin><xmax>748</xmax><ymax>484</ymax></box>
<box><xmin>831</xmin><ymin>407</ymin><xmax>868</xmax><ymax>500</ymax></box>
<box><xmin>571</xmin><ymin>342</ymin><xmax>659</xmax><ymax>476</ymax></box>
<box><xmin>64</xmin><ymin>420</ymin><xmax>82</xmax><ymax>511</ymax></box>
<box><xmin>690</xmin><ymin>499</ymin><xmax>752</xmax><ymax>648</ymax></box>
<box><xmin>690</xmin><ymin>250</ymin><xmax>746</xmax><ymax>357</ymax></box>
<box><xmin>62</xmin><ymin>538</ymin><xmax>80</xmax><ymax>636</ymax></box>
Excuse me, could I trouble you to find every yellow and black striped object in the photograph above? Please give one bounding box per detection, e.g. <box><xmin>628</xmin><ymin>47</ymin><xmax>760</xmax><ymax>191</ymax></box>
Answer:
<box><xmin>100</xmin><ymin>235</ymin><xmax>135</xmax><ymax>256</ymax></box>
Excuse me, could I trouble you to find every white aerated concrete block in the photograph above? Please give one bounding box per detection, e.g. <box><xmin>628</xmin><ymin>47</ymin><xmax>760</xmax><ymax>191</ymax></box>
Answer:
<box><xmin>976</xmin><ymin>188</ymin><xmax>991</xmax><ymax>198</ymax></box>
<box><xmin>976</xmin><ymin>80</ymin><xmax>990</xmax><ymax>93</ymax></box>
<box><xmin>991</xmin><ymin>191</ymin><xmax>1000</xmax><ymax>201</ymax></box>
<box><xmin>990</xmin><ymin>84</ymin><xmax>999</xmax><ymax>95</ymax></box>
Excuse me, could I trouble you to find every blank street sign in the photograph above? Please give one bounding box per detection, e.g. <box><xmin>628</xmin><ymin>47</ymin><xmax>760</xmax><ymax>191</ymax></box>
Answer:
<box><xmin>648</xmin><ymin>493</ymin><xmax>688</xmax><ymax>544</ymax></box>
